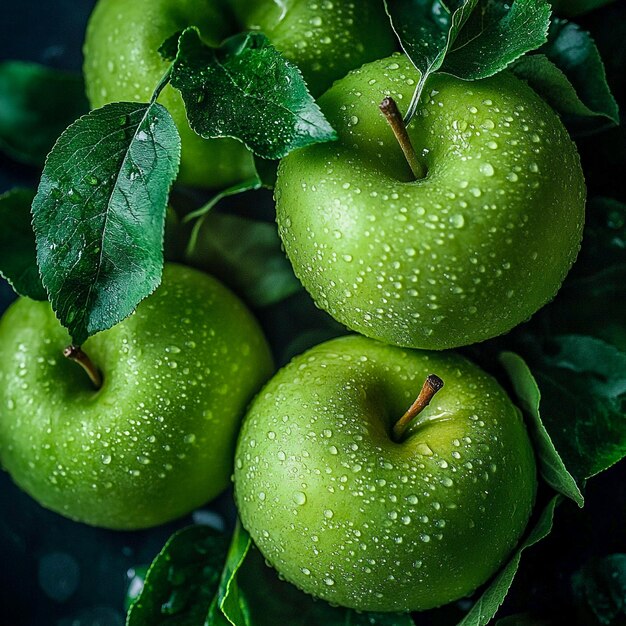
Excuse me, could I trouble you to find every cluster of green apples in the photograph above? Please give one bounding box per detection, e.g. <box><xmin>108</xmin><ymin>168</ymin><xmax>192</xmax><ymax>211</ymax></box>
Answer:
<box><xmin>0</xmin><ymin>0</ymin><xmax>587</xmax><ymax>616</ymax></box>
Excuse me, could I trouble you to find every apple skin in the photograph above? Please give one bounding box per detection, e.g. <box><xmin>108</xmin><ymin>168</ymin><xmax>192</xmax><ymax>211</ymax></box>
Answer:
<box><xmin>0</xmin><ymin>264</ymin><xmax>273</xmax><ymax>530</ymax></box>
<box><xmin>83</xmin><ymin>0</ymin><xmax>256</xmax><ymax>189</ymax></box>
<box><xmin>275</xmin><ymin>54</ymin><xmax>586</xmax><ymax>350</ymax></box>
<box><xmin>234</xmin><ymin>335</ymin><xmax>537</xmax><ymax>612</ymax></box>
<box><xmin>231</xmin><ymin>0</ymin><xmax>397</xmax><ymax>96</ymax></box>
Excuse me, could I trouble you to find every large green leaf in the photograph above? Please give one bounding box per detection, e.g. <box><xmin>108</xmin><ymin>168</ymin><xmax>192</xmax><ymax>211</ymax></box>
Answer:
<box><xmin>126</xmin><ymin>526</ymin><xmax>229</xmax><ymax>626</ymax></box>
<box><xmin>167</xmin><ymin>28</ymin><xmax>336</xmax><ymax>159</ymax></box>
<box><xmin>458</xmin><ymin>496</ymin><xmax>560</xmax><ymax>626</ymax></box>
<box><xmin>0</xmin><ymin>61</ymin><xmax>88</xmax><ymax>166</ymax></box>
<box><xmin>0</xmin><ymin>188</ymin><xmax>46</xmax><ymax>300</ymax></box>
<box><xmin>31</xmin><ymin>100</ymin><xmax>181</xmax><ymax>345</ymax></box>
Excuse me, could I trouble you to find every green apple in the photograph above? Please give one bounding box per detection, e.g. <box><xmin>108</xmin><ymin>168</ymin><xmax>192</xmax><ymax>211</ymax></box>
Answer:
<box><xmin>231</xmin><ymin>0</ymin><xmax>397</xmax><ymax>96</ymax></box>
<box><xmin>275</xmin><ymin>54</ymin><xmax>586</xmax><ymax>350</ymax></box>
<box><xmin>0</xmin><ymin>263</ymin><xmax>273</xmax><ymax>529</ymax></box>
<box><xmin>234</xmin><ymin>335</ymin><xmax>537</xmax><ymax>612</ymax></box>
<box><xmin>83</xmin><ymin>0</ymin><xmax>256</xmax><ymax>188</ymax></box>
<box><xmin>83</xmin><ymin>0</ymin><xmax>396</xmax><ymax>189</ymax></box>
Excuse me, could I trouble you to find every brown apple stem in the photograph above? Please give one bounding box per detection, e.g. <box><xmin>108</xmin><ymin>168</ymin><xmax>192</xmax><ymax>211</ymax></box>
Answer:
<box><xmin>393</xmin><ymin>374</ymin><xmax>444</xmax><ymax>442</ymax></box>
<box><xmin>379</xmin><ymin>97</ymin><xmax>426</xmax><ymax>181</ymax></box>
<box><xmin>63</xmin><ymin>345</ymin><xmax>102</xmax><ymax>390</ymax></box>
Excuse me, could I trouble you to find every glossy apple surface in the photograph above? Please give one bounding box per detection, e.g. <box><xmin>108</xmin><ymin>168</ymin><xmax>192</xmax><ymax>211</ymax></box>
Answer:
<box><xmin>234</xmin><ymin>335</ymin><xmax>536</xmax><ymax>612</ymax></box>
<box><xmin>231</xmin><ymin>0</ymin><xmax>396</xmax><ymax>96</ymax></box>
<box><xmin>0</xmin><ymin>264</ymin><xmax>273</xmax><ymax>529</ymax></box>
<box><xmin>275</xmin><ymin>54</ymin><xmax>586</xmax><ymax>349</ymax></box>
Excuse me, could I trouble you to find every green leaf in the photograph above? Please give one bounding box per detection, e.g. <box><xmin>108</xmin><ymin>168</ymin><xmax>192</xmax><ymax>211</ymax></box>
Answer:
<box><xmin>207</xmin><ymin>522</ymin><xmax>252</xmax><ymax>626</ymax></box>
<box><xmin>168</xmin><ymin>28</ymin><xmax>336</xmax><ymax>159</ymax></box>
<box><xmin>31</xmin><ymin>100</ymin><xmax>181</xmax><ymax>345</ymax></box>
<box><xmin>126</xmin><ymin>525</ymin><xmax>229</xmax><ymax>626</ymax></box>
<box><xmin>384</xmin><ymin>0</ymin><xmax>478</xmax><ymax>121</ymax></box>
<box><xmin>572</xmin><ymin>554</ymin><xmax>626</xmax><ymax>625</ymax></box>
<box><xmin>0</xmin><ymin>188</ymin><xmax>46</xmax><ymax>300</ymax></box>
<box><xmin>184</xmin><ymin>211</ymin><xmax>301</xmax><ymax>308</ymax></box>
<box><xmin>458</xmin><ymin>496</ymin><xmax>560</xmax><ymax>626</ymax></box>
<box><xmin>441</xmin><ymin>0</ymin><xmax>552</xmax><ymax>80</ymax></box>
<box><xmin>527</xmin><ymin>335</ymin><xmax>626</xmax><ymax>481</ymax></box>
<box><xmin>0</xmin><ymin>61</ymin><xmax>89</xmax><ymax>166</ymax></box>
<box><xmin>511</xmin><ymin>19</ymin><xmax>619</xmax><ymax>134</ymax></box>
<box><xmin>510</xmin><ymin>54</ymin><xmax>615</xmax><ymax>133</ymax></box>
<box><xmin>500</xmin><ymin>352</ymin><xmax>584</xmax><ymax>506</ymax></box>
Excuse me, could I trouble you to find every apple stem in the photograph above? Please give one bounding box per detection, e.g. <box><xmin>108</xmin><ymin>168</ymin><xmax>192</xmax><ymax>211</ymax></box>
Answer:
<box><xmin>393</xmin><ymin>374</ymin><xmax>444</xmax><ymax>442</ymax></box>
<box><xmin>379</xmin><ymin>97</ymin><xmax>426</xmax><ymax>180</ymax></box>
<box><xmin>63</xmin><ymin>345</ymin><xmax>102</xmax><ymax>390</ymax></box>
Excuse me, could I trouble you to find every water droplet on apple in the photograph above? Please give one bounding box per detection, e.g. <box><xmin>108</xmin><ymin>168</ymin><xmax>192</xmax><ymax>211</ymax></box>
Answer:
<box><xmin>101</xmin><ymin>454</ymin><xmax>112</xmax><ymax>465</ymax></box>
<box><xmin>450</xmin><ymin>214</ymin><xmax>465</xmax><ymax>229</ymax></box>
<box><xmin>324</xmin><ymin>509</ymin><xmax>334</xmax><ymax>519</ymax></box>
<box><xmin>441</xmin><ymin>477</ymin><xmax>454</xmax><ymax>487</ymax></box>
<box><xmin>416</xmin><ymin>443</ymin><xmax>433</xmax><ymax>456</ymax></box>
<box><xmin>324</xmin><ymin>576</ymin><xmax>335</xmax><ymax>586</ymax></box>
<box><xmin>293</xmin><ymin>491</ymin><xmax>307</xmax><ymax>506</ymax></box>
<box><xmin>480</xmin><ymin>163</ymin><xmax>495</xmax><ymax>177</ymax></box>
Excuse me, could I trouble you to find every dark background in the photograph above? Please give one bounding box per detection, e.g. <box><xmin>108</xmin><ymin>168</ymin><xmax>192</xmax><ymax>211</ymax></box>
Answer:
<box><xmin>1</xmin><ymin>2</ymin><xmax>625</xmax><ymax>626</ymax></box>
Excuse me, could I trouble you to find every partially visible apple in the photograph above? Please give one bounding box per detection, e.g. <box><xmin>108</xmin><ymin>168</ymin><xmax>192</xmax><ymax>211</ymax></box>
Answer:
<box><xmin>275</xmin><ymin>54</ymin><xmax>586</xmax><ymax>350</ymax></box>
<box><xmin>83</xmin><ymin>0</ymin><xmax>256</xmax><ymax>188</ymax></box>
<box><xmin>231</xmin><ymin>0</ymin><xmax>397</xmax><ymax>96</ymax></box>
<box><xmin>83</xmin><ymin>0</ymin><xmax>397</xmax><ymax>189</ymax></box>
<box><xmin>0</xmin><ymin>263</ymin><xmax>273</xmax><ymax>529</ymax></box>
<box><xmin>234</xmin><ymin>335</ymin><xmax>536</xmax><ymax>612</ymax></box>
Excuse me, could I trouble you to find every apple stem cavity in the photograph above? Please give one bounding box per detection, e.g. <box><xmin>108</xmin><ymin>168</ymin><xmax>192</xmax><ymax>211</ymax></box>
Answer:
<box><xmin>63</xmin><ymin>345</ymin><xmax>103</xmax><ymax>390</ymax></box>
<box><xmin>379</xmin><ymin>97</ymin><xmax>426</xmax><ymax>181</ymax></box>
<box><xmin>393</xmin><ymin>374</ymin><xmax>444</xmax><ymax>442</ymax></box>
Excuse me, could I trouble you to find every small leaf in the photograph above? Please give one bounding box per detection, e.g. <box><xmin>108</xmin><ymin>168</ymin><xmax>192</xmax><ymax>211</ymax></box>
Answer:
<box><xmin>441</xmin><ymin>0</ymin><xmax>552</xmax><ymax>79</ymax></box>
<box><xmin>511</xmin><ymin>19</ymin><xmax>619</xmax><ymax>134</ymax></box>
<box><xmin>500</xmin><ymin>351</ymin><xmax>584</xmax><ymax>506</ymax></box>
<box><xmin>126</xmin><ymin>525</ymin><xmax>228</xmax><ymax>625</ymax></box>
<box><xmin>0</xmin><ymin>61</ymin><xmax>89</xmax><ymax>166</ymax></box>
<box><xmin>32</xmin><ymin>100</ymin><xmax>181</xmax><ymax>345</ymax></box>
<box><xmin>0</xmin><ymin>188</ymin><xmax>46</xmax><ymax>300</ymax></box>
<box><xmin>168</xmin><ymin>28</ymin><xmax>336</xmax><ymax>159</ymax></box>
<box><xmin>510</xmin><ymin>54</ymin><xmax>615</xmax><ymax>133</ymax></box>
<box><xmin>207</xmin><ymin>522</ymin><xmax>252</xmax><ymax>626</ymax></box>
<box><xmin>384</xmin><ymin>0</ymin><xmax>478</xmax><ymax>120</ymax></box>
<box><xmin>184</xmin><ymin>212</ymin><xmax>301</xmax><ymax>308</ymax></box>
<box><xmin>572</xmin><ymin>554</ymin><xmax>626</xmax><ymax>625</ymax></box>
<box><xmin>458</xmin><ymin>496</ymin><xmax>560</xmax><ymax>626</ymax></box>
